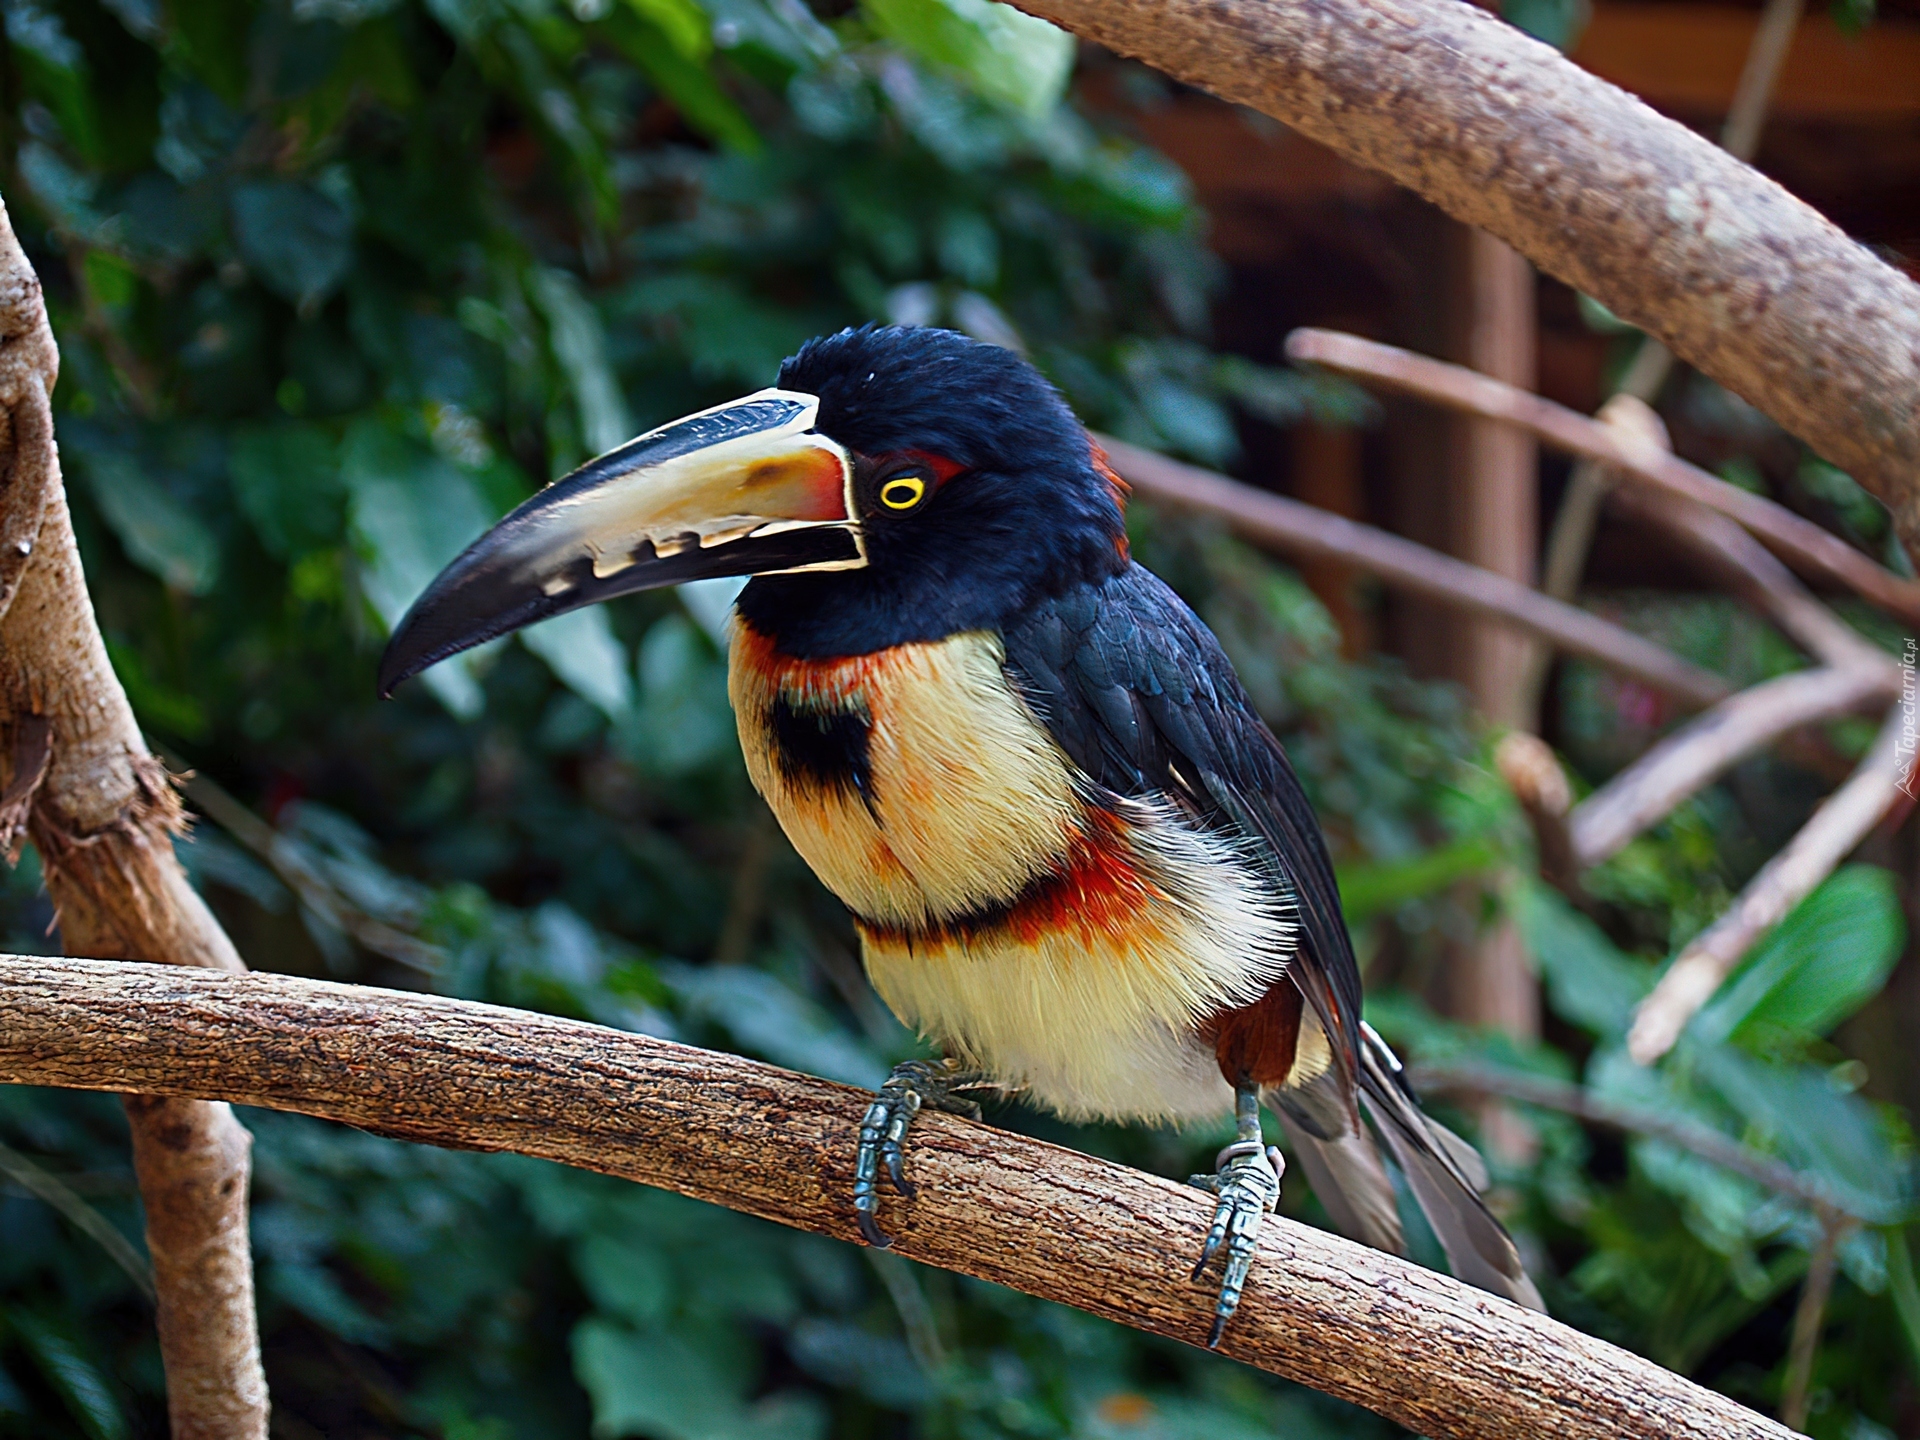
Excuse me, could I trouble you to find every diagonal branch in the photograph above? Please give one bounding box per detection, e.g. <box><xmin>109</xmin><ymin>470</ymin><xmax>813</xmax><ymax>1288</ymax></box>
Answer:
<box><xmin>1099</xmin><ymin>437</ymin><xmax>1731</xmax><ymax>710</ymax></box>
<box><xmin>1628</xmin><ymin>701</ymin><xmax>1918</xmax><ymax>1064</ymax></box>
<box><xmin>1</xmin><ymin>952</ymin><xmax>1797</xmax><ymax>1440</ymax></box>
<box><xmin>1286</xmin><ymin>330</ymin><xmax>1920</xmax><ymax>627</ymax></box>
<box><xmin>1569</xmin><ymin>666</ymin><xmax>1894</xmax><ymax>868</ymax></box>
<box><xmin>1407</xmin><ymin>1062</ymin><xmax>1850</xmax><ymax>1218</ymax></box>
<box><xmin>1010</xmin><ymin>0</ymin><xmax>1920</xmax><ymax>554</ymax></box>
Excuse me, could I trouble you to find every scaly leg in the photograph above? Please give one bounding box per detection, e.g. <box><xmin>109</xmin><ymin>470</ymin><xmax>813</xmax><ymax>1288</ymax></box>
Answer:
<box><xmin>1189</xmin><ymin>1085</ymin><xmax>1285</xmax><ymax>1347</ymax></box>
<box><xmin>854</xmin><ymin>1057</ymin><xmax>990</xmax><ymax>1248</ymax></box>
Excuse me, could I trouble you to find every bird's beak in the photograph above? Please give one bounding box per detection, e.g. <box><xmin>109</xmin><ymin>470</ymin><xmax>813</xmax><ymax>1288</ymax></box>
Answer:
<box><xmin>377</xmin><ymin>389</ymin><xmax>860</xmax><ymax>696</ymax></box>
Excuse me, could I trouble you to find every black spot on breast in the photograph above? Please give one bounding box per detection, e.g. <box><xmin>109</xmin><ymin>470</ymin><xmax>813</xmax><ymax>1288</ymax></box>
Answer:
<box><xmin>768</xmin><ymin>694</ymin><xmax>873</xmax><ymax>806</ymax></box>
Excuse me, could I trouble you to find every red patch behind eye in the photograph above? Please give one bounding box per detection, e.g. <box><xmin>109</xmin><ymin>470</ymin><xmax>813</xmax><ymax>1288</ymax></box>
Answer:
<box><xmin>890</xmin><ymin>449</ymin><xmax>966</xmax><ymax>485</ymax></box>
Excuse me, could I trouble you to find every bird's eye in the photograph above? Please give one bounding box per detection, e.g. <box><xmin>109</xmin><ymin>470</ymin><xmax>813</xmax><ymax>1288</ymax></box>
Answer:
<box><xmin>879</xmin><ymin>474</ymin><xmax>927</xmax><ymax>511</ymax></box>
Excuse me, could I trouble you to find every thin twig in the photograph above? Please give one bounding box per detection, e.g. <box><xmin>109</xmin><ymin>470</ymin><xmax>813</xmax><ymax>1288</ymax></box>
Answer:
<box><xmin>1406</xmin><ymin>1062</ymin><xmax>1853</xmax><ymax>1218</ymax></box>
<box><xmin>1628</xmin><ymin>701</ymin><xmax>1917</xmax><ymax>1065</ymax></box>
<box><xmin>868</xmin><ymin>1251</ymin><xmax>949</xmax><ymax>1374</ymax></box>
<box><xmin>1</xmin><ymin>953</ymin><xmax>1799</xmax><ymax>1440</ymax></box>
<box><xmin>1526</xmin><ymin>396</ymin><xmax>1672</xmax><ymax>714</ymax></box>
<box><xmin>1780</xmin><ymin>1210</ymin><xmax>1845</xmax><ymax>1431</ymax></box>
<box><xmin>1605</xmin><ymin>484</ymin><xmax>1893</xmax><ymax>677</ymax></box>
<box><xmin>1570</xmin><ymin>666</ymin><xmax>1893</xmax><ymax>868</ymax></box>
<box><xmin>1494</xmin><ymin>733</ymin><xmax>1584</xmax><ymax>901</ymax></box>
<box><xmin>1721</xmin><ymin>0</ymin><xmax>1807</xmax><ymax>162</ymax></box>
<box><xmin>1099</xmin><ymin>436</ymin><xmax>1731</xmax><ymax>710</ymax></box>
<box><xmin>1285</xmin><ymin>330</ymin><xmax>1920</xmax><ymax>628</ymax></box>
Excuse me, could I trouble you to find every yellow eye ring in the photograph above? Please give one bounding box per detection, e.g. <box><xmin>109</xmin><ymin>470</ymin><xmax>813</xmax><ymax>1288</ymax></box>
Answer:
<box><xmin>880</xmin><ymin>475</ymin><xmax>927</xmax><ymax>511</ymax></box>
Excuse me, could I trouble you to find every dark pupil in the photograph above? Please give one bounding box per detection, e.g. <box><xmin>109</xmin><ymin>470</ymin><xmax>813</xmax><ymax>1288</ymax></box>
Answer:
<box><xmin>883</xmin><ymin>476</ymin><xmax>921</xmax><ymax>506</ymax></box>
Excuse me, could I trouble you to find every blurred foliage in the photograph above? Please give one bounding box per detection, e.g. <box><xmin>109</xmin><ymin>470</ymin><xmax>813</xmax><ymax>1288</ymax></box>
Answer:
<box><xmin>0</xmin><ymin>0</ymin><xmax>1916</xmax><ymax>1436</ymax></box>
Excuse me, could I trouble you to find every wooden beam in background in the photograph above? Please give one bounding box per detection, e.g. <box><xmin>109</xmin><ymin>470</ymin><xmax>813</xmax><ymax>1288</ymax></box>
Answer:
<box><xmin>1573</xmin><ymin>7</ymin><xmax>1920</xmax><ymax>118</ymax></box>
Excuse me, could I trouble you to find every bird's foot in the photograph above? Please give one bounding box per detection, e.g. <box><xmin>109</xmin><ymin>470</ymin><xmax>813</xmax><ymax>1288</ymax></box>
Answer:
<box><xmin>854</xmin><ymin>1058</ymin><xmax>988</xmax><ymax>1248</ymax></box>
<box><xmin>1189</xmin><ymin>1136</ymin><xmax>1284</xmax><ymax>1347</ymax></box>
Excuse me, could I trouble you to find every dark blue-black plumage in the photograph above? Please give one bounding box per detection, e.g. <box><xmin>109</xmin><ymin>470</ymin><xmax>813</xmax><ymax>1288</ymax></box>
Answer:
<box><xmin>737</xmin><ymin>326</ymin><xmax>1128</xmax><ymax>657</ymax></box>
<box><xmin>1000</xmin><ymin>563</ymin><xmax>1365</xmax><ymax>1093</ymax></box>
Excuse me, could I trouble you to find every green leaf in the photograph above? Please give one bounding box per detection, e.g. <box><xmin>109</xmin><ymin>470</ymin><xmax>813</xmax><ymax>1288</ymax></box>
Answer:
<box><xmin>523</xmin><ymin>608</ymin><xmax>635</xmax><ymax>720</ymax></box>
<box><xmin>104</xmin><ymin>636</ymin><xmax>210</xmax><ymax>739</ymax></box>
<box><xmin>230</xmin><ymin>182</ymin><xmax>355</xmax><ymax>309</ymax></box>
<box><xmin>1690</xmin><ymin>1043</ymin><xmax>1911</xmax><ymax>1224</ymax></box>
<box><xmin>573</xmin><ymin>1232</ymin><xmax>674</xmax><ymax>1327</ymax></box>
<box><xmin>621</xmin><ymin>614</ymin><xmax>736</xmax><ymax>776</ymax></box>
<box><xmin>1501</xmin><ymin>0</ymin><xmax>1588</xmax><ymax>50</ymax></box>
<box><xmin>342</xmin><ymin>418</ymin><xmax>497</xmax><ymax>718</ymax></box>
<box><xmin>1336</xmin><ymin>836</ymin><xmax>1500</xmax><ymax>927</ymax></box>
<box><xmin>1696</xmin><ymin>866</ymin><xmax>1905</xmax><ymax>1046</ymax></box>
<box><xmin>1514</xmin><ymin>879</ymin><xmax>1654</xmax><ymax>1037</ymax></box>
<box><xmin>1887</xmin><ymin>1227</ymin><xmax>1920</xmax><ymax>1374</ymax></box>
<box><xmin>9</xmin><ymin>1313</ymin><xmax>127</xmax><ymax>1440</ymax></box>
<box><xmin>622</xmin><ymin>0</ymin><xmax>709</xmax><ymax>60</ymax></box>
<box><xmin>573</xmin><ymin>1321</ymin><xmax>826</xmax><ymax>1440</ymax></box>
<box><xmin>599</xmin><ymin>9</ymin><xmax>762</xmax><ymax>152</ymax></box>
<box><xmin>862</xmin><ymin>0</ymin><xmax>1074</xmax><ymax>119</ymax></box>
<box><xmin>529</xmin><ymin>267</ymin><xmax>632</xmax><ymax>454</ymax></box>
<box><xmin>79</xmin><ymin>449</ymin><xmax>221</xmax><ymax>595</ymax></box>
<box><xmin>663</xmin><ymin>961</ymin><xmax>886</xmax><ymax>1088</ymax></box>
<box><xmin>228</xmin><ymin>423</ymin><xmax>346</xmax><ymax>558</ymax></box>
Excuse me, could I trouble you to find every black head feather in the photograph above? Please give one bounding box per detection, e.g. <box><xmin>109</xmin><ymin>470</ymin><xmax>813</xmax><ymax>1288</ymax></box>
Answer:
<box><xmin>735</xmin><ymin>326</ymin><xmax>1127</xmax><ymax>657</ymax></box>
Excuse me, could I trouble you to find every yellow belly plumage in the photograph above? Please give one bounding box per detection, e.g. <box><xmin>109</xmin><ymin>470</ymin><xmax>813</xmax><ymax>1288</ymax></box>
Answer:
<box><xmin>729</xmin><ymin>620</ymin><xmax>1295</xmax><ymax>1123</ymax></box>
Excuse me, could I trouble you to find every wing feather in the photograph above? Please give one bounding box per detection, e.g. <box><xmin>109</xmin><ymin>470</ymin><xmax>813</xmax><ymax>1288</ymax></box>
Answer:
<box><xmin>1002</xmin><ymin>563</ymin><xmax>1362</xmax><ymax>1088</ymax></box>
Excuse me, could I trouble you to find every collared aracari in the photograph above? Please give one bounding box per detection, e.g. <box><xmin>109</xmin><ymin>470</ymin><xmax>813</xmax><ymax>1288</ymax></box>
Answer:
<box><xmin>378</xmin><ymin>325</ymin><xmax>1544</xmax><ymax>1342</ymax></box>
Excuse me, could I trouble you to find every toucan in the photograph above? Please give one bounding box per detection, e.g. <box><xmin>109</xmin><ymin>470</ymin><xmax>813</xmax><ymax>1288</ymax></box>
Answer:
<box><xmin>378</xmin><ymin>325</ymin><xmax>1544</xmax><ymax>1342</ymax></box>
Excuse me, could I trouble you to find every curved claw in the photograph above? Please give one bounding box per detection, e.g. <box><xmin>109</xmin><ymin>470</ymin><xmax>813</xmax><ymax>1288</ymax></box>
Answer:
<box><xmin>852</xmin><ymin>1060</ymin><xmax>989</xmax><ymax>1246</ymax></box>
<box><xmin>1192</xmin><ymin>1143</ymin><xmax>1284</xmax><ymax>1348</ymax></box>
<box><xmin>884</xmin><ymin>1141</ymin><xmax>915</xmax><ymax>1198</ymax></box>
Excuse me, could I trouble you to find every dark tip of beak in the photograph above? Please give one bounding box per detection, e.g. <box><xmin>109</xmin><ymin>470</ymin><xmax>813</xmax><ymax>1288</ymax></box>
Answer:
<box><xmin>376</xmin><ymin>524</ymin><xmax>862</xmax><ymax>700</ymax></box>
<box><xmin>375</xmin><ymin>387</ymin><xmax>858</xmax><ymax>700</ymax></box>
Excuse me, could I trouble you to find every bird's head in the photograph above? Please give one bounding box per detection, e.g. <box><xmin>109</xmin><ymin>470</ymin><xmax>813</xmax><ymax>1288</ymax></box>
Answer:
<box><xmin>378</xmin><ymin>325</ymin><xmax>1128</xmax><ymax>690</ymax></box>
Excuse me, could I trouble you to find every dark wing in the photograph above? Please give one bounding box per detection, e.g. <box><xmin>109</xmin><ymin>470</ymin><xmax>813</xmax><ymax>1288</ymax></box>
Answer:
<box><xmin>1003</xmin><ymin>563</ymin><xmax>1544</xmax><ymax>1311</ymax></box>
<box><xmin>1000</xmin><ymin>562</ymin><xmax>1363</xmax><ymax>1091</ymax></box>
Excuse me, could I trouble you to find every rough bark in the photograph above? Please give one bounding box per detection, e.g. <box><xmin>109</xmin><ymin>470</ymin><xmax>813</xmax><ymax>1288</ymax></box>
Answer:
<box><xmin>1</xmin><ymin>954</ymin><xmax>1798</xmax><ymax>1440</ymax></box>
<box><xmin>0</xmin><ymin>195</ymin><xmax>268</xmax><ymax>1438</ymax></box>
<box><xmin>1018</xmin><ymin>0</ymin><xmax>1920</xmax><ymax>556</ymax></box>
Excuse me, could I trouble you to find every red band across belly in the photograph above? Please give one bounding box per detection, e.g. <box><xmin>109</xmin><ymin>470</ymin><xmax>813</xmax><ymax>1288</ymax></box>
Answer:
<box><xmin>856</xmin><ymin>805</ymin><xmax>1168</xmax><ymax>952</ymax></box>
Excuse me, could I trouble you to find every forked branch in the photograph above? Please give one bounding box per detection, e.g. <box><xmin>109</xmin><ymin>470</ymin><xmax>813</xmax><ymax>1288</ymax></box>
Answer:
<box><xmin>0</xmin><ymin>196</ymin><xmax>267</xmax><ymax>1436</ymax></box>
<box><xmin>2</xmin><ymin>953</ymin><xmax>1797</xmax><ymax>1440</ymax></box>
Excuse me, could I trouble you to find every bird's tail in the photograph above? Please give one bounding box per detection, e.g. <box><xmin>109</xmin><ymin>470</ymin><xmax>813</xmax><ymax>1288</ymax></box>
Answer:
<box><xmin>1268</xmin><ymin>1025</ymin><xmax>1544</xmax><ymax>1312</ymax></box>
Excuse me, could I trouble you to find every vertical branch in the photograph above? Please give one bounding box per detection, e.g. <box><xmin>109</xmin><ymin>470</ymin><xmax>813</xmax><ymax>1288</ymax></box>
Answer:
<box><xmin>0</xmin><ymin>196</ymin><xmax>269</xmax><ymax>1437</ymax></box>
<box><xmin>1449</xmin><ymin>231</ymin><xmax>1540</xmax><ymax>1157</ymax></box>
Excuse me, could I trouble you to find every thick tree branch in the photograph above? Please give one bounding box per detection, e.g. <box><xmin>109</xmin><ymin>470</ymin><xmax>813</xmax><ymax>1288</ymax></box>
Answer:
<box><xmin>1286</xmin><ymin>330</ymin><xmax>1920</xmax><ymax>624</ymax></box>
<box><xmin>1016</xmin><ymin>0</ymin><xmax>1920</xmax><ymax>553</ymax></box>
<box><xmin>0</xmin><ymin>954</ymin><xmax>1798</xmax><ymax>1440</ymax></box>
<box><xmin>0</xmin><ymin>197</ymin><xmax>268</xmax><ymax>1438</ymax></box>
<box><xmin>1099</xmin><ymin>437</ymin><xmax>1731</xmax><ymax>710</ymax></box>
